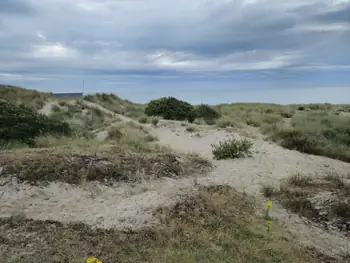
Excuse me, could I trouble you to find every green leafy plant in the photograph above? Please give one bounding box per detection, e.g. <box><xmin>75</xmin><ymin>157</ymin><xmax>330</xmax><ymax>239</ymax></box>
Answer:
<box><xmin>211</xmin><ymin>138</ymin><xmax>253</xmax><ymax>160</ymax></box>
<box><xmin>145</xmin><ymin>97</ymin><xmax>196</xmax><ymax>122</ymax></box>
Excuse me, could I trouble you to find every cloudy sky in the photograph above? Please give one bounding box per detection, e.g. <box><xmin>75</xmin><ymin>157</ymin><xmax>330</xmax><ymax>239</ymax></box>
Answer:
<box><xmin>0</xmin><ymin>0</ymin><xmax>350</xmax><ymax>104</ymax></box>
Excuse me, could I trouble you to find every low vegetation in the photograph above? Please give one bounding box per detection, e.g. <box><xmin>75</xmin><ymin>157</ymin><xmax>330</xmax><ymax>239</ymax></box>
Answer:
<box><xmin>145</xmin><ymin>97</ymin><xmax>220</xmax><ymax>124</ymax></box>
<box><xmin>0</xmin><ymin>85</ymin><xmax>53</xmax><ymax>110</ymax></box>
<box><xmin>267</xmin><ymin>112</ymin><xmax>350</xmax><ymax>162</ymax></box>
<box><xmin>211</xmin><ymin>138</ymin><xmax>253</xmax><ymax>160</ymax></box>
<box><xmin>0</xmin><ymin>101</ymin><xmax>70</xmax><ymax>146</ymax></box>
<box><xmin>213</xmin><ymin>102</ymin><xmax>350</xmax><ymax>162</ymax></box>
<box><xmin>1</xmin><ymin>185</ymin><xmax>327</xmax><ymax>263</ymax></box>
<box><xmin>145</xmin><ymin>97</ymin><xmax>197</xmax><ymax>122</ymax></box>
<box><xmin>0</xmin><ymin>145</ymin><xmax>210</xmax><ymax>185</ymax></box>
<box><xmin>266</xmin><ymin>172</ymin><xmax>350</xmax><ymax>235</ymax></box>
<box><xmin>84</xmin><ymin>93</ymin><xmax>145</xmax><ymax>119</ymax></box>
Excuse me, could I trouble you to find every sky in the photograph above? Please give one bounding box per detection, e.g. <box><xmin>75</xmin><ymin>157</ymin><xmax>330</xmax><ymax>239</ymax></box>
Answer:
<box><xmin>0</xmin><ymin>0</ymin><xmax>350</xmax><ymax>104</ymax></box>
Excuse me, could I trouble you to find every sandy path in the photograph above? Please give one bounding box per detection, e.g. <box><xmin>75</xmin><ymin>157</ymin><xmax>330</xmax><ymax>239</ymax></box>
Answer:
<box><xmin>1</xmin><ymin>117</ymin><xmax>350</xmax><ymax>258</ymax></box>
<box><xmin>38</xmin><ymin>101</ymin><xmax>58</xmax><ymax>116</ymax></box>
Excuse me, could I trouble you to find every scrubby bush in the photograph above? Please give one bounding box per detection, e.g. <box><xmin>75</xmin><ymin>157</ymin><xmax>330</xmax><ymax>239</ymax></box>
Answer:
<box><xmin>0</xmin><ymin>101</ymin><xmax>71</xmax><ymax>146</ymax></box>
<box><xmin>195</xmin><ymin>104</ymin><xmax>220</xmax><ymax>124</ymax></box>
<box><xmin>216</xmin><ymin>118</ymin><xmax>235</xmax><ymax>128</ymax></box>
<box><xmin>151</xmin><ymin>117</ymin><xmax>159</xmax><ymax>127</ymax></box>
<box><xmin>138</xmin><ymin>116</ymin><xmax>148</xmax><ymax>124</ymax></box>
<box><xmin>145</xmin><ymin>97</ymin><xmax>196</xmax><ymax>122</ymax></box>
<box><xmin>211</xmin><ymin>138</ymin><xmax>253</xmax><ymax>160</ymax></box>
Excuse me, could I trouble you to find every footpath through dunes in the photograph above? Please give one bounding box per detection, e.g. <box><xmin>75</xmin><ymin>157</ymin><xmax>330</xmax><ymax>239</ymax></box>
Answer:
<box><xmin>151</xmin><ymin>120</ymin><xmax>350</xmax><ymax>258</ymax></box>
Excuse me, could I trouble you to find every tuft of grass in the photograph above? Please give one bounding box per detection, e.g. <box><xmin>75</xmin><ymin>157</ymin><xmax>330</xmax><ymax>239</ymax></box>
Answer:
<box><xmin>261</xmin><ymin>185</ymin><xmax>276</xmax><ymax>197</ymax></box>
<box><xmin>151</xmin><ymin>117</ymin><xmax>159</xmax><ymax>127</ymax></box>
<box><xmin>211</xmin><ymin>138</ymin><xmax>253</xmax><ymax>160</ymax></box>
<box><xmin>138</xmin><ymin>116</ymin><xmax>148</xmax><ymax>124</ymax></box>
<box><xmin>186</xmin><ymin>126</ymin><xmax>197</xmax><ymax>133</ymax></box>
<box><xmin>273</xmin><ymin>172</ymin><xmax>350</xmax><ymax>235</ymax></box>
<box><xmin>0</xmin><ymin>186</ymin><xmax>326</xmax><ymax>263</ymax></box>
<box><xmin>216</xmin><ymin>118</ymin><xmax>235</xmax><ymax>128</ymax></box>
<box><xmin>287</xmin><ymin>173</ymin><xmax>313</xmax><ymax>187</ymax></box>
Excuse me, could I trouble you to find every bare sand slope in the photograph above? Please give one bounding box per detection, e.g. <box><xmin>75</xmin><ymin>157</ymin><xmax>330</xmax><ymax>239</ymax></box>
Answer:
<box><xmin>1</xmin><ymin>118</ymin><xmax>349</xmax><ymax>258</ymax></box>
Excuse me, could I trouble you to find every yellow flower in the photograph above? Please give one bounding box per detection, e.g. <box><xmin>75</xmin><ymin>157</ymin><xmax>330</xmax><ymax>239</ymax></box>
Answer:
<box><xmin>267</xmin><ymin>221</ymin><xmax>272</xmax><ymax>227</ymax></box>
<box><xmin>242</xmin><ymin>185</ymin><xmax>247</xmax><ymax>189</ymax></box>
<box><xmin>87</xmin><ymin>257</ymin><xmax>96</xmax><ymax>263</ymax></box>
<box><xmin>266</xmin><ymin>202</ymin><xmax>272</xmax><ymax>208</ymax></box>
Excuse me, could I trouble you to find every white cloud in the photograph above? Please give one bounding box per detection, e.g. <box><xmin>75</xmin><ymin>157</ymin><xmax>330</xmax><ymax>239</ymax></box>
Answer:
<box><xmin>36</xmin><ymin>31</ymin><xmax>46</xmax><ymax>40</ymax></box>
<box><xmin>31</xmin><ymin>43</ymin><xmax>79</xmax><ymax>58</ymax></box>
<box><xmin>291</xmin><ymin>23</ymin><xmax>350</xmax><ymax>32</ymax></box>
<box><xmin>0</xmin><ymin>72</ymin><xmax>53</xmax><ymax>81</ymax></box>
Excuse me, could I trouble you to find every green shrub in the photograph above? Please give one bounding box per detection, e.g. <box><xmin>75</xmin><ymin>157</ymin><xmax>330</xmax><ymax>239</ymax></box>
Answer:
<box><xmin>195</xmin><ymin>104</ymin><xmax>220</xmax><ymax>123</ymax></box>
<box><xmin>280</xmin><ymin>111</ymin><xmax>294</xmax><ymax>118</ymax></box>
<box><xmin>138</xmin><ymin>116</ymin><xmax>148</xmax><ymax>124</ymax></box>
<box><xmin>151</xmin><ymin>117</ymin><xmax>159</xmax><ymax>126</ymax></box>
<box><xmin>145</xmin><ymin>97</ymin><xmax>196</xmax><ymax>122</ymax></box>
<box><xmin>0</xmin><ymin>101</ymin><xmax>71</xmax><ymax>145</ymax></box>
<box><xmin>211</xmin><ymin>138</ymin><xmax>253</xmax><ymax>160</ymax></box>
<box><xmin>217</xmin><ymin>118</ymin><xmax>234</xmax><ymax>128</ymax></box>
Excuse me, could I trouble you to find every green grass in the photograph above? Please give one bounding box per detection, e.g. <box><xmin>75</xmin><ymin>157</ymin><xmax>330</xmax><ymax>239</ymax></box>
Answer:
<box><xmin>212</xmin><ymin>138</ymin><xmax>253</xmax><ymax>160</ymax></box>
<box><xmin>213</xmin><ymin>103</ymin><xmax>350</xmax><ymax>162</ymax></box>
<box><xmin>1</xmin><ymin>185</ymin><xmax>327</xmax><ymax>263</ymax></box>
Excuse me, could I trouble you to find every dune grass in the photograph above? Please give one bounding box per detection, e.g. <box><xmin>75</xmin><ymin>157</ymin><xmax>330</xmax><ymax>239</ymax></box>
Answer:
<box><xmin>0</xmin><ymin>85</ymin><xmax>53</xmax><ymax>110</ymax></box>
<box><xmin>1</xmin><ymin>185</ymin><xmax>330</xmax><ymax>263</ymax></box>
<box><xmin>265</xmin><ymin>172</ymin><xmax>350</xmax><ymax>236</ymax></box>
<box><xmin>214</xmin><ymin>103</ymin><xmax>350</xmax><ymax>162</ymax></box>
<box><xmin>84</xmin><ymin>93</ymin><xmax>146</xmax><ymax>119</ymax></box>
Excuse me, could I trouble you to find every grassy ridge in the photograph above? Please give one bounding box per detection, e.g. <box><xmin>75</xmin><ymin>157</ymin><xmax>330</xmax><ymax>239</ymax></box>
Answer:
<box><xmin>0</xmin><ymin>85</ymin><xmax>53</xmax><ymax>110</ymax></box>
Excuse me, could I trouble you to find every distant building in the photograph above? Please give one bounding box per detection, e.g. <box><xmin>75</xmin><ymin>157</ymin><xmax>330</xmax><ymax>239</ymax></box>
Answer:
<box><xmin>53</xmin><ymin>93</ymin><xmax>83</xmax><ymax>99</ymax></box>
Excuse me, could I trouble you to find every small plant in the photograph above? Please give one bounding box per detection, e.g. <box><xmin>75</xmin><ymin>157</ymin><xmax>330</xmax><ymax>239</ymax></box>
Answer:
<box><xmin>151</xmin><ymin>117</ymin><xmax>159</xmax><ymax>127</ymax></box>
<box><xmin>265</xmin><ymin>201</ymin><xmax>273</xmax><ymax>220</ymax></box>
<box><xmin>242</xmin><ymin>185</ymin><xmax>247</xmax><ymax>195</ymax></box>
<box><xmin>267</xmin><ymin>220</ymin><xmax>272</xmax><ymax>233</ymax></box>
<box><xmin>186</xmin><ymin>126</ymin><xmax>197</xmax><ymax>133</ymax></box>
<box><xmin>261</xmin><ymin>185</ymin><xmax>276</xmax><ymax>197</ymax></box>
<box><xmin>280</xmin><ymin>111</ymin><xmax>294</xmax><ymax>118</ymax></box>
<box><xmin>52</xmin><ymin>105</ymin><xmax>61</xmax><ymax>112</ymax></box>
<box><xmin>211</xmin><ymin>138</ymin><xmax>253</xmax><ymax>160</ymax></box>
<box><xmin>138</xmin><ymin>116</ymin><xmax>148</xmax><ymax>124</ymax></box>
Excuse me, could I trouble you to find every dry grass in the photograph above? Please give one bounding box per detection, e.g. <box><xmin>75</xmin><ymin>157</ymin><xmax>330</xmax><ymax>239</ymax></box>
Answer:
<box><xmin>0</xmin><ymin>85</ymin><xmax>53</xmax><ymax>110</ymax></box>
<box><xmin>0</xmin><ymin>144</ymin><xmax>210</xmax><ymax>185</ymax></box>
<box><xmin>84</xmin><ymin>93</ymin><xmax>145</xmax><ymax>119</ymax></box>
<box><xmin>271</xmin><ymin>172</ymin><xmax>350</xmax><ymax>235</ymax></box>
<box><xmin>0</xmin><ymin>185</ymin><xmax>331</xmax><ymax>263</ymax></box>
<box><xmin>50</xmin><ymin>100</ymin><xmax>117</xmax><ymax>132</ymax></box>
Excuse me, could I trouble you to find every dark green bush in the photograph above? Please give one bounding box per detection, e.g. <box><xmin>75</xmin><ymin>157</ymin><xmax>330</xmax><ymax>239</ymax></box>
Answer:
<box><xmin>0</xmin><ymin>102</ymin><xmax>71</xmax><ymax>146</ymax></box>
<box><xmin>195</xmin><ymin>104</ymin><xmax>220</xmax><ymax>124</ymax></box>
<box><xmin>145</xmin><ymin>97</ymin><xmax>196</xmax><ymax>122</ymax></box>
<box><xmin>211</xmin><ymin>138</ymin><xmax>253</xmax><ymax>160</ymax></box>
